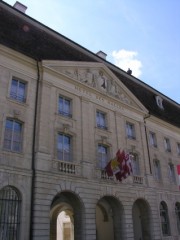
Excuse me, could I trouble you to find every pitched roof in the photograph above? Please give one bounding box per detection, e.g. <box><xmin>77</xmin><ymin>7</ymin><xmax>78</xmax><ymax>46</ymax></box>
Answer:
<box><xmin>0</xmin><ymin>2</ymin><xmax>97</xmax><ymax>62</ymax></box>
<box><xmin>0</xmin><ymin>1</ymin><xmax>179</xmax><ymax>127</ymax></box>
<box><xmin>112</xmin><ymin>71</ymin><xmax>180</xmax><ymax>127</ymax></box>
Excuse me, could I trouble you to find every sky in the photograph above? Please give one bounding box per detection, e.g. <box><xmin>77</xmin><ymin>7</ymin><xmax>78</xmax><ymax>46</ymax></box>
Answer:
<box><xmin>3</xmin><ymin>0</ymin><xmax>180</xmax><ymax>103</ymax></box>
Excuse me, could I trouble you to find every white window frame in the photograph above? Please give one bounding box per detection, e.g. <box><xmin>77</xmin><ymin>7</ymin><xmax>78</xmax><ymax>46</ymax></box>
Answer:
<box><xmin>98</xmin><ymin>144</ymin><xmax>109</xmax><ymax>169</ymax></box>
<box><xmin>168</xmin><ymin>163</ymin><xmax>176</xmax><ymax>183</ymax></box>
<box><xmin>149</xmin><ymin>131</ymin><xmax>157</xmax><ymax>147</ymax></box>
<box><xmin>57</xmin><ymin>133</ymin><xmax>72</xmax><ymax>161</ymax></box>
<box><xmin>131</xmin><ymin>153</ymin><xmax>140</xmax><ymax>176</ymax></box>
<box><xmin>96</xmin><ymin>111</ymin><xmax>107</xmax><ymax>130</ymax></box>
<box><xmin>153</xmin><ymin>159</ymin><xmax>161</xmax><ymax>181</ymax></box>
<box><xmin>3</xmin><ymin>119</ymin><xmax>23</xmax><ymax>152</ymax></box>
<box><xmin>126</xmin><ymin>122</ymin><xmax>136</xmax><ymax>140</ymax></box>
<box><xmin>10</xmin><ymin>78</ymin><xmax>27</xmax><ymax>103</ymax></box>
<box><xmin>58</xmin><ymin>96</ymin><xmax>72</xmax><ymax>118</ymax></box>
<box><xmin>164</xmin><ymin>138</ymin><xmax>171</xmax><ymax>152</ymax></box>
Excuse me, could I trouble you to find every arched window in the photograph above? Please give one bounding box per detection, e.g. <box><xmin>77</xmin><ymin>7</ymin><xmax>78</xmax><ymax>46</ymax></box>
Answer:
<box><xmin>175</xmin><ymin>202</ymin><xmax>180</xmax><ymax>234</ymax></box>
<box><xmin>160</xmin><ymin>201</ymin><xmax>170</xmax><ymax>236</ymax></box>
<box><xmin>0</xmin><ymin>186</ymin><xmax>21</xmax><ymax>240</ymax></box>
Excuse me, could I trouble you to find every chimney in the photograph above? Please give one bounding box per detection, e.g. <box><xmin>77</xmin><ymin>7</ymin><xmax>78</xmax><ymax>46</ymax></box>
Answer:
<box><xmin>13</xmin><ymin>1</ymin><xmax>27</xmax><ymax>13</ymax></box>
<box><xmin>127</xmin><ymin>68</ymin><xmax>132</xmax><ymax>75</ymax></box>
<box><xmin>96</xmin><ymin>51</ymin><xmax>107</xmax><ymax>60</ymax></box>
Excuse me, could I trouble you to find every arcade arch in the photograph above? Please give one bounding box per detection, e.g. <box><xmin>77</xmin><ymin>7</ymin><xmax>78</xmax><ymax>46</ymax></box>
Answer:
<box><xmin>50</xmin><ymin>191</ymin><xmax>85</xmax><ymax>240</ymax></box>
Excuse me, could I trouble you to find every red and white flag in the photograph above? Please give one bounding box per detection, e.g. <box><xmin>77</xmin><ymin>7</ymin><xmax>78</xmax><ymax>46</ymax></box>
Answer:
<box><xmin>105</xmin><ymin>149</ymin><xmax>133</xmax><ymax>181</ymax></box>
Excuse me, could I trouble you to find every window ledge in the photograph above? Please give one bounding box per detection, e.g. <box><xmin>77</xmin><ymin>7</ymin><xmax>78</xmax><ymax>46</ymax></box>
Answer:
<box><xmin>95</xmin><ymin>126</ymin><xmax>112</xmax><ymax>134</ymax></box>
<box><xmin>2</xmin><ymin>149</ymin><xmax>24</xmax><ymax>155</ymax></box>
<box><xmin>165</xmin><ymin>150</ymin><xmax>172</xmax><ymax>153</ymax></box>
<box><xmin>7</xmin><ymin>97</ymin><xmax>28</xmax><ymax>107</ymax></box>
<box><xmin>55</xmin><ymin>112</ymin><xmax>76</xmax><ymax>122</ymax></box>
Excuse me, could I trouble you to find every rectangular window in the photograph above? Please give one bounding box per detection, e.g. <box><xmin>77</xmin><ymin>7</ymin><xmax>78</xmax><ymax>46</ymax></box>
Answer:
<box><xmin>177</xmin><ymin>143</ymin><xmax>180</xmax><ymax>155</ymax></box>
<box><xmin>149</xmin><ymin>132</ymin><xmax>157</xmax><ymax>147</ymax></box>
<box><xmin>3</xmin><ymin>119</ymin><xmax>22</xmax><ymax>152</ymax></box>
<box><xmin>10</xmin><ymin>78</ymin><xmax>26</xmax><ymax>102</ymax></box>
<box><xmin>164</xmin><ymin>138</ymin><xmax>171</xmax><ymax>152</ymax></box>
<box><xmin>153</xmin><ymin>160</ymin><xmax>161</xmax><ymax>180</ymax></box>
<box><xmin>98</xmin><ymin>144</ymin><xmax>108</xmax><ymax>169</ymax></box>
<box><xmin>131</xmin><ymin>154</ymin><xmax>140</xmax><ymax>175</ymax></box>
<box><xmin>168</xmin><ymin>163</ymin><xmax>176</xmax><ymax>183</ymax></box>
<box><xmin>126</xmin><ymin>122</ymin><xmax>136</xmax><ymax>139</ymax></box>
<box><xmin>96</xmin><ymin>111</ymin><xmax>107</xmax><ymax>130</ymax></box>
<box><xmin>59</xmin><ymin>96</ymin><xmax>72</xmax><ymax>117</ymax></box>
<box><xmin>57</xmin><ymin>133</ymin><xmax>71</xmax><ymax>161</ymax></box>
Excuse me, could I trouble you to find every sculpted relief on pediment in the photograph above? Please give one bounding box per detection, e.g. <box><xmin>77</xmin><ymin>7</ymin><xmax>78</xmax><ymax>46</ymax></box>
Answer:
<box><xmin>52</xmin><ymin>66</ymin><xmax>131</xmax><ymax>105</ymax></box>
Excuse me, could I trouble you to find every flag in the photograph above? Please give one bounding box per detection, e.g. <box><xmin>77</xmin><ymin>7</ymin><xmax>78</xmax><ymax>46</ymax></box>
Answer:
<box><xmin>177</xmin><ymin>165</ymin><xmax>180</xmax><ymax>190</ymax></box>
<box><xmin>115</xmin><ymin>150</ymin><xmax>133</xmax><ymax>181</ymax></box>
<box><xmin>105</xmin><ymin>149</ymin><xmax>133</xmax><ymax>181</ymax></box>
<box><xmin>105</xmin><ymin>156</ymin><xmax>120</xmax><ymax>176</ymax></box>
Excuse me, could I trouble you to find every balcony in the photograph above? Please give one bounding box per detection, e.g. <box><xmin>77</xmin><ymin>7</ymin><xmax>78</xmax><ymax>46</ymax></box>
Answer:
<box><xmin>101</xmin><ymin>170</ymin><xmax>144</xmax><ymax>184</ymax></box>
<box><xmin>52</xmin><ymin>160</ymin><xmax>81</xmax><ymax>175</ymax></box>
<box><xmin>133</xmin><ymin>175</ymin><xmax>143</xmax><ymax>184</ymax></box>
<box><xmin>101</xmin><ymin>169</ymin><xmax>114</xmax><ymax>180</ymax></box>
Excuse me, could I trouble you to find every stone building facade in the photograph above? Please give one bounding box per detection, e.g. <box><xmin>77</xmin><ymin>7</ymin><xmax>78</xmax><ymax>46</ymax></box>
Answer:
<box><xmin>0</xmin><ymin>1</ymin><xmax>180</xmax><ymax>240</ymax></box>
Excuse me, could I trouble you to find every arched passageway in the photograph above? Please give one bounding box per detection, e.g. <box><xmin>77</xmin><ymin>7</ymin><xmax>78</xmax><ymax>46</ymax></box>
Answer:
<box><xmin>50</xmin><ymin>191</ymin><xmax>85</xmax><ymax>240</ymax></box>
<box><xmin>96</xmin><ymin>196</ymin><xmax>125</xmax><ymax>240</ymax></box>
<box><xmin>132</xmin><ymin>198</ymin><xmax>152</xmax><ymax>240</ymax></box>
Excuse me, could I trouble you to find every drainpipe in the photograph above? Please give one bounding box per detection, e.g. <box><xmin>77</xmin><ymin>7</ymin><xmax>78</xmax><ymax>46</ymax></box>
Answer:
<box><xmin>144</xmin><ymin>114</ymin><xmax>152</xmax><ymax>174</ymax></box>
<box><xmin>29</xmin><ymin>60</ymin><xmax>41</xmax><ymax>240</ymax></box>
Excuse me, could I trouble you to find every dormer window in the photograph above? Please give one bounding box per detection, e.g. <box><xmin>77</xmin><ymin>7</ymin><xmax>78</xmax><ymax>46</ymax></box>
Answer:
<box><xmin>155</xmin><ymin>95</ymin><xmax>164</xmax><ymax>109</ymax></box>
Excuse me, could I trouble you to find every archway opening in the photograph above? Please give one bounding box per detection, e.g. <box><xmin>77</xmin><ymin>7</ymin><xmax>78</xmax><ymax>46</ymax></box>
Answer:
<box><xmin>132</xmin><ymin>199</ymin><xmax>152</xmax><ymax>240</ymax></box>
<box><xmin>56</xmin><ymin>210</ymin><xmax>74</xmax><ymax>240</ymax></box>
<box><xmin>96</xmin><ymin>196</ymin><xmax>125</xmax><ymax>240</ymax></box>
<box><xmin>50</xmin><ymin>191</ymin><xmax>84</xmax><ymax>240</ymax></box>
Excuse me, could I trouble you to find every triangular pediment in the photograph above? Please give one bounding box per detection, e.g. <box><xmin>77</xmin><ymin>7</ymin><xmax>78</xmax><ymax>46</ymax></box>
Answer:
<box><xmin>42</xmin><ymin>61</ymin><xmax>147</xmax><ymax>112</ymax></box>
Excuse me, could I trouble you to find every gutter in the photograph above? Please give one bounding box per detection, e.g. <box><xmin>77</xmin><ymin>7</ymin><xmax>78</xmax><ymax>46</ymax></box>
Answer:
<box><xmin>144</xmin><ymin>114</ymin><xmax>152</xmax><ymax>174</ymax></box>
<box><xmin>29</xmin><ymin>60</ymin><xmax>40</xmax><ymax>240</ymax></box>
